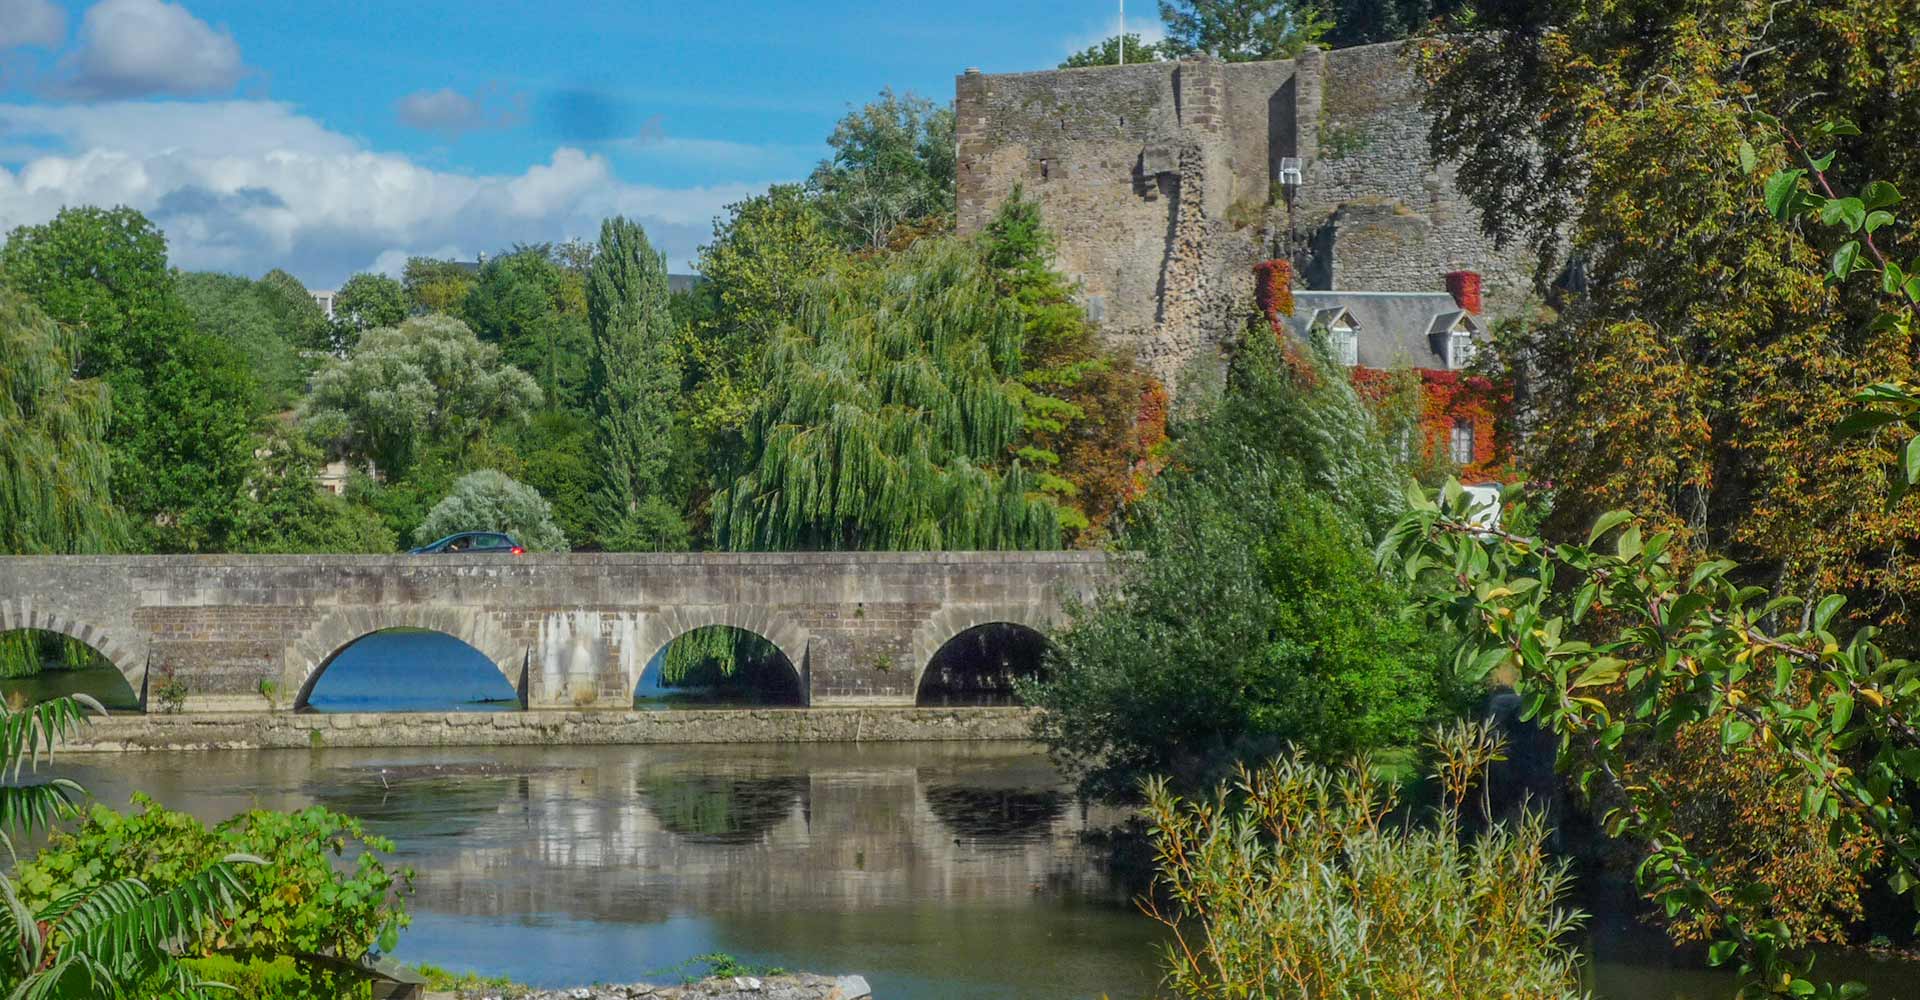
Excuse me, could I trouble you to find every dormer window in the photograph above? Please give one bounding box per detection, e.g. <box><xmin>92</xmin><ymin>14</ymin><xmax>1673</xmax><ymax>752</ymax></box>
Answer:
<box><xmin>1449</xmin><ymin>331</ymin><xmax>1475</xmax><ymax>370</ymax></box>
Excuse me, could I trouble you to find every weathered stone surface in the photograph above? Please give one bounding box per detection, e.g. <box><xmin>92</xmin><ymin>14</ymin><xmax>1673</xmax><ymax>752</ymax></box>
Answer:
<box><xmin>58</xmin><ymin>707</ymin><xmax>1038</xmax><ymax>753</ymax></box>
<box><xmin>446</xmin><ymin>973</ymin><xmax>871</xmax><ymax>1000</ymax></box>
<box><xmin>954</xmin><ymin>40</ymin><xmax>1535</xmax><ymax>393</ymax></box>
<box><xmin>0</xmin><ymin>552</ymin><xmax>1114</xmax><ymax>713</ymax></box>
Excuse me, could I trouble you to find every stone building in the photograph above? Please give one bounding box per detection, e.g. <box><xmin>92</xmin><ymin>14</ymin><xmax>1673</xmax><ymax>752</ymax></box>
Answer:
<box><xmin>953</xmin><ymin>40</ymin><xmax>1531</xmax><ymax>395</ymax></box>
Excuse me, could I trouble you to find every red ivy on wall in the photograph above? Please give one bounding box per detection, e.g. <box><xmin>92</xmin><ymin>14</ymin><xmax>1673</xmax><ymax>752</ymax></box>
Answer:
<box><xmin>1351</xmin><ymin>367</ymin><xmax>1506</xmax><ymax>481</ymax></box>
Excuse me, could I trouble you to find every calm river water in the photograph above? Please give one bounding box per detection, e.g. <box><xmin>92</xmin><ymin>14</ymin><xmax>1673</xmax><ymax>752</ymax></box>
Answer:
<box><xmin>11</xmin><ymin>635</ymin><xmax>1920</xmax><ymax>998</ymax></box>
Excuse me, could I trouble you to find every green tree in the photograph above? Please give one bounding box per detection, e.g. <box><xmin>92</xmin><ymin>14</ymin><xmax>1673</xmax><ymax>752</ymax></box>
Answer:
<box><xmin>1060</xmin><ymin>33</ymin><xmax>1178</xmax><ymax>68</ymax></box>
<box><xmin>1</xmin><ymin>207</ymin><xmax>258</xmax><ymax>552</ymax></box>
<box><xmin>0</xmin><ymin>698</ymin><xmax>257</xmax><ymax>998</ymax></box>
<box><xmin>299</xmin><ymin>314</ymin><xmax>541</xmax><ymax>480</ymax></box>
<box><xmin>462</xmin><ymin>246</ymin><xmax>592</xmax><ymax>408</ymax></box>
<box><xmin>1025</xmin><ymin>328</ymin><xmax>1435</xmax><ymax>802</ymax></box>
<box><xmin>506</xmin><ymin>411</ymin><xmax>601</xmax><ymax>551</ymax></box>
<box><xmin>330</xmin><ymin>272</ymin><xmax>407</xmax><ymax>349</ymax></box>
<box><xmin>401</xmin><ymin>256</ymin><xmax>477</xmax><ymax>315</ymax></box>
<box><xmin>176</xmin><ymin>271</ymin><xmax>307</xmax><ymax>411</ymax></box>
<box><xmin>808</xmin><ymin>90</ymin><xmax>956</xmax><ymax>251</ymax></box>
<box><xmin>688</xmin><ymin>185</ymin><xmax>843</xmax><ymax>439</ymax></box>
<box><xmin>257</xmin><ymin>268</ymin><xmax>334</xmax><ymax>354</ymax></box>
<box><xmin>1158</xmin><ymin>0</ymin><xmax>1331</xmax><ymax>62</ymax></box>
<box><xmin>1321</xmin><ymin>0</ymin><xmax>1461</xmax><ymax>46</ymax></box>
<box><xmin>414</xmin><ymin>469</ymin><xmax>567</xmax><ymax>552</ymax></box>
<box><xmin>231</xmin><ymin>432</ymin><xmax>396</xmax><ymax>554</ymax></box>
<box><xmin>711</xmin><ymin>238</ymin><xmax>1059</xmax><ymax>551</ymax></box>
<box><xmin>0</xmin><ymin>288</ymin><xmax>126</xmax><ymax>555</ymax></box>
<box><xmin>586</xmin><ymin>217</ymin><xmax>687</xmax><ymax>550</ymax></box>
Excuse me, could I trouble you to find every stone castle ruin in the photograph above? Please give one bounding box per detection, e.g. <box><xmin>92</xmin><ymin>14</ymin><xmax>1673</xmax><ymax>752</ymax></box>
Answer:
<box><xmin>953</xmin><ymin>40</ymin><xmax>1530</xmax><ymax>391</ymax></box>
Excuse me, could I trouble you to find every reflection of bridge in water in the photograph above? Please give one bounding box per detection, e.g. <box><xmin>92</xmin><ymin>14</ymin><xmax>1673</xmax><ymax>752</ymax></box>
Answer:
<box><xmin>294</xmin><ymin>743</ymin><xmax>1127</xmax><ymax>926</ymax></box>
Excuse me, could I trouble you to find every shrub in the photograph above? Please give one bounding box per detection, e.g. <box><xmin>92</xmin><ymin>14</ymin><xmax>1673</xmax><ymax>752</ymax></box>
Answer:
<box><xmin>1143</xmin><ymin>722</ymin><xmax>1586</xmax><ymax>1000</ymax></box>
<box><xmin>414</xmin><ymin>469</ymin><xmax>568</xmax><ymax>551</ymax></box>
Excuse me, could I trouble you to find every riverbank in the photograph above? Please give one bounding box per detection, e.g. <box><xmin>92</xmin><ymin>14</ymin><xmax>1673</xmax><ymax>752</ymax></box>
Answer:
<box><xmin>437</xmin><ymin>973</ymin><xmax>873</xmax><ymax>1000</ymax></box>
<box><xmin>60</xmin><ymin>706</ymin><xmax>1036</xmax><ymax>752</ymax></box>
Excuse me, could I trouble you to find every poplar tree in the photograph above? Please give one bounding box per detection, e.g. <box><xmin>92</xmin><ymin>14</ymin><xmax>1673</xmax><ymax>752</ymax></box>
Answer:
<box><xmin>586</xmin><ymin>217</ymin><xmax>685</xmax><ymax>550</ymax></box>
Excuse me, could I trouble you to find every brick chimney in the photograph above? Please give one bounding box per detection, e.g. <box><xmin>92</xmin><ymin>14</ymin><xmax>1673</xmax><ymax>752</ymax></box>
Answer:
<box><xmin>1444</xmin><ymin>270</ymin><xmax>1482</xmax><ymax>315</ymax></box>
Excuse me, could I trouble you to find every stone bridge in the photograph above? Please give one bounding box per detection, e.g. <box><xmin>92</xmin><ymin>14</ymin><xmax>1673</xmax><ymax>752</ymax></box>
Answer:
<box><xmin>0</xmin><ymin>552</ymin><xmax>1113</xmax><ymax>712</ymax></box>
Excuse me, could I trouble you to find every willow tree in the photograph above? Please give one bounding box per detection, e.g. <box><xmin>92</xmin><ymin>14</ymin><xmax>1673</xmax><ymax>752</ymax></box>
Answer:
<box><xmin>712</xmin><ymin>239</ymin><xmax>1060</xmax><ymax>551</ymax></box>
<box><xmin>0</xmin><ymin>288</ymin><xmax>124</xmax><ymax>555</ymax></box>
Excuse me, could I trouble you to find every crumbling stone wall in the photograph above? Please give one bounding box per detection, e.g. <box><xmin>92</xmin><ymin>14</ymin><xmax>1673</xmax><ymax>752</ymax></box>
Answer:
<box><xmin>954</xmin><ymin>40</ymin><xmax>1534</xmax><ymax>393</ymax></box>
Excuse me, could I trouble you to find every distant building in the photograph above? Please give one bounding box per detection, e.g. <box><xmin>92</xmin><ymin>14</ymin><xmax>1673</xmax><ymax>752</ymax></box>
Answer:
<box><xmin>310</xmin><ymin>289</ymin><xmax>337</xmax><ymax>320</ymax></box>
<box><xmin>1271</xmin><ymin>269</ymin><xmax>1503</xmax><ymax>482</ymax></box>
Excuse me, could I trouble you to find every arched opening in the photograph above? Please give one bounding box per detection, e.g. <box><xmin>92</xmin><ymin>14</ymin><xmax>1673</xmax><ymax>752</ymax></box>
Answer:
<box><xmin>0</xmin><ymin>628</ymin><xmax>139</xmax><ymax>712</ymax></box>
<box><xmin>917</xmin><ymin>622</ymin><xmax>1049</xmax><ymax>707</ymax></box>
<box><xmin>301</xmin><ymin>628</ymin><xmax>520</xmax><ymax>712</ymax></box>
<box><xmin>634</xmin><ymin>625</ymin><xmax>803</xmax><ymax>708</ymax></box>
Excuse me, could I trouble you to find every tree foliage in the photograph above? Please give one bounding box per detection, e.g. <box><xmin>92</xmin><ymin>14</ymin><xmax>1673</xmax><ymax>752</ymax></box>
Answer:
<box><xmin>1157</xmin><ymin>0</ymin><xmax>1331</xmax><ymax>62</ymax></box>
<box><xmin>231</xmin><ymin>432</ymin><xmax>396</xmax><ymax>554</ymax></box>
<box><xmin>0</xmin><ymin>288</ymin><xmax>126</xmax><ymax>555</ymax></box>
<box><xmin>462</xmin><ymin>246</ymin><xmax>591</xmax><ymax>409</ymax></box>
<box><xmin>329</xmin><ymin>272</ymin><xmax>407</xmax><ymax>349</ymax></box>
<box><xmin>712</xmin><ymin>239</ymin><xmax>1058</xmax><ymax>551</ymax></box>
<box><xmin>1060</xmin><ymin>33</ymin><xmax>1179</xmax><ymax>68</ymax></box>
<box><xmin>1</xmin><ymin>206</ymin><xmax>257</xmax><ymax>553</ymax></box>
<box><xmin>300</xmin><ymin>315</ymin><xmax>541</xmax><ymax>479</ymax></box>
<box><xmin>1025</xmin><ymin>329</ymin><xmax>1436</xmax><ymax>801</ymax></box>
<box><xmin>414</xmin><ymin>469</ymin><xmax>567</xmax><ymax>552</ymax></box>
<box><xmin>1419</xmin><ymin>0</ymin><xmax>1920</xmax><ymax>635</ymax></box>
<box><xmin>808</xmin><ymin>90</ymin><xmax>955</xmax><ymax>251</ymax></box>
<box><xmin>586</xmin><ymin>217</ymin><xmax>685</xmax><ymax>550</ymax></box>
<box><xmin>176</xmin><ymin>271</ymin><xmax>309</xmax><ymax>411</ymax></box>
<box><xmin>401</xmin><ymin>256</ymin><xmax>477</xmax><ymax>316</ymax></box>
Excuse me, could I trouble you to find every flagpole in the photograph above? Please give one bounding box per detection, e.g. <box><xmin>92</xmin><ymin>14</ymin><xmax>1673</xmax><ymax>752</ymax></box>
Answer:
<box><xmin>1119</xmin><ymin>0</ymin><xmax>1126</xmax><ymax>65</ymax></box>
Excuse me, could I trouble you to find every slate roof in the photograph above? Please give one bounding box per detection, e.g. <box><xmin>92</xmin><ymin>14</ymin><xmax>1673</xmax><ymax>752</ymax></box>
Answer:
<box><xmin>1284</xmin><ymin>291</ymin><xmax>1479</xmax><ymax>370</ymax></box>
<box><xmin>667</xmin><ymin>273</ymin><xmax>705</xmax><ymax>294</ymax></box>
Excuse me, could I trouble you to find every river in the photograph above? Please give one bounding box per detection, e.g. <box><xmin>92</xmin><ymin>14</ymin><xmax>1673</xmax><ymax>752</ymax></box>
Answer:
<box><xmin>9</xmin><ymin>634</ymin><xmax>1920</xmax><ymax>998</ymax></box>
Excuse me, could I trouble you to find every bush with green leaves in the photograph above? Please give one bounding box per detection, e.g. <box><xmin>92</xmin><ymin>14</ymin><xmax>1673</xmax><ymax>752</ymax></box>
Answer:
<box><xmin>1143</xmin><ymin>722</ymin><xmax>1585</xmax><ymax>1000</ymax></box>
<box><xmin>413</xmin><ymin>469</ymin><xmax>568</xmax><ymax>551</ymax></box>
<box><xmin>0</xmin><ymin>697</ymin><xmax>258</xmax><ymax>999</ymax></box>
<box><xmin>16</xmin><ymin>792</ymin><xmax>413</xmax><ymax>973</ymax></box>
<box><xmin>1024</xmin><ymin>326</ymin><xmax>1445</xmax><ymax>802</ymax></box>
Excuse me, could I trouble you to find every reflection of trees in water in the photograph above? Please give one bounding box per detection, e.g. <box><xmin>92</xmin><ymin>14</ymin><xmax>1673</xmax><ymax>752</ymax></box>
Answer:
<box><xmin>921</xmin><ymin>783</ymin><xmax>1067</xmax><ymax>843</ymax></box>
<box><xmin>639</xmin><ymin>773</ymin><xmax>808</xmax><ymax>844</ymax></box>
<box><xmin>0</xmin><ymin>629</ymin><xmax>137</xmax><ymax>709</ymax></box>
<box><xmin>918</xmin><ymin>623</ymin><xmax>1049</xmax><ymax>706</ymax></box>
<box><xmin>642</xmin><ymin>627</ymin><xmax>803</xmax><ymax>706</ymax></box>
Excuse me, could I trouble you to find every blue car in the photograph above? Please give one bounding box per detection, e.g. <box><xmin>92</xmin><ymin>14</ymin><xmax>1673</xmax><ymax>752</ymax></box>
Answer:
<box><xmin>408</xmin><ymin>531</ymin><xmax>524</xmax><ymax>555</ymax></box>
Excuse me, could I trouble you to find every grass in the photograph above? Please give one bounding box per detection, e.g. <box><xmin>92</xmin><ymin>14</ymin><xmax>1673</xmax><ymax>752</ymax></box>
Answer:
<box><xmin>410</xmin><ymin>963</ymin><xmax>526</xmax><ymax>996</ymax></box>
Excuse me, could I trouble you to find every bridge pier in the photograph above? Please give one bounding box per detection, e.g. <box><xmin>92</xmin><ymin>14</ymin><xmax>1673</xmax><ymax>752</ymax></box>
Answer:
<box><xmin>0</xmin><ymin>553</ymin><xmax>1112</xmax><ymax>713</ymax></box>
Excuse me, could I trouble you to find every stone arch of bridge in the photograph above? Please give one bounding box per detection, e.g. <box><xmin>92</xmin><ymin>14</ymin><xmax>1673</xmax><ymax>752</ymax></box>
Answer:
<box><xmin>627</xmin><ymin>606</ymin><xmax>810</xmax><ymax>697</ymax></box>
<box><xmin>287</xmin><ymin>607</ymin><xmax>524</xmax><ymax>709</ymax></box>
<box><xmin>0</xmin><ymin>601</ymin><xmax>146</xmax><ymax>700</ymax></box>
<box><xmin>906</xmin><ymin>602</ymin><xmax>1055</xmax><ymax>694</ymax></box>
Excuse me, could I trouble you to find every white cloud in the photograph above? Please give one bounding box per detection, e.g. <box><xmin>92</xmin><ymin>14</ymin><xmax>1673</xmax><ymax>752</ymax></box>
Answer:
<box><xmin>54</xmin><ymin>0</ymin><xmax>247</xmax><ymax>100</ymax></box>
<box><xmin>0</xmin><ymin>0</ymin><xmax>66</xmax><ymax>49</ymax></box>
<box><xmin>394</xmin><ymin>86</ymin><xmax>525</xmax><ymax>138</ymax></box>
<box><xmin>0</xmin><ymin>100</ymin><xmax>776</xmax><ymax>285</ymax></box>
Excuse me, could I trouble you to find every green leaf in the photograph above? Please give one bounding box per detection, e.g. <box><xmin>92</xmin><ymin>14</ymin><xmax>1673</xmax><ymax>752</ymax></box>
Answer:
<box><xmin>1814</xmin><ymin>594</ymin><xmax>1847</xmax><ymax>631</ymax></box>
<box><xmin>1886</xmin><ymin>262</ymin><xmax>1909</xmax><ymax>294</ymax></box>
<box><xmin>1830</xmin><ymin>692</ymin><xmax>1854</xmax><ymax>734</ymax></box>
<box><xmin>1737</xmin><ymin>141</ymin><xmax>1757</xmax><ymax>175</ymax></box>
<box><xmin>1832</xmin><ymin>241</ymin><xmax>1862</xmax><ymax>282</ymax></box>
<box><xmin>1587</xmin><ymin>510</ymin><xmax>1632</xmax><ymax>546</ymax></box>
<box><xmin>1572</xmin><ymin>657</ymin><xmax>1625</xmax><ymax>689</ymax></box>
<box><xmin>1707</xmin><ymin>939</ymin><xmax>1739</xmax><ymax>966</ymax></box>
<box><xmin>1862</xmin><ymin>180</ymin><xmax>1902</xmax><ymax>210</ymax></box>
<box><xmin>1811</xmin><ymin>151</ymin><xmax>1837</xmax><ymax>171</ymax></box>
<box><xmin>1765</xmin><ymin>170</ymin><xmax>1807</xmax><ymax>220</ymax></box>
<box><xmin>1867</xmin><ymin>211</ymin><xmax>1897</xmax><ymax>234</ymax></box>
<box><xmin>1821</xmin><ymin>197</ymin><xmax>1866</xmax><ymax>232</ymax></box>
<box><xmin>1906</xmin><ymin>275</ymin><xmax>1920</xmax><ymax>303</ymax></box>
<box><xmin>1905</xmin><ymin>435</ymin><xmax>1920</xmax><ymax>485</ymax></box>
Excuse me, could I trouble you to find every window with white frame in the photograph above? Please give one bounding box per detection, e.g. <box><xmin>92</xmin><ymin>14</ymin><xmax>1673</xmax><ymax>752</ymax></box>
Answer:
<box><xmin>1449</xmin><ymin>418</ymin><xmax>1476</xmax><ymax>466</ymax></box>
<box><xmin>1333</xmin><ymin>326</ymin><xmax>1358</xmax><ymax>366</ymax></box>
<box><xmin>1449</xmin><ymin>331</ymin><xmax>1476</xmax><ymax>369</ymax></box>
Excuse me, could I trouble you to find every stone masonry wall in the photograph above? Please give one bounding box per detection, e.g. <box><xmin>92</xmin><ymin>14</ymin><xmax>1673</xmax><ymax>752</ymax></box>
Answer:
<box><xmin>60</xmin><ymin>706</ymin><xmax>1037</xmax><ymax>753</ymax></box>
<box><xmin>954</xmin><ymin>40</ymin><xmax>1536</xmax><ymax>392</ymax></box>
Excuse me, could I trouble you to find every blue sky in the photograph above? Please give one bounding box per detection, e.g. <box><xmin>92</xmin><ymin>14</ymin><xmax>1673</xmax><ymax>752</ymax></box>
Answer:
<box><xmin>0</xmin><ymin>0</ymin><xmax>1158</xmax><ymax>286</ymax></box>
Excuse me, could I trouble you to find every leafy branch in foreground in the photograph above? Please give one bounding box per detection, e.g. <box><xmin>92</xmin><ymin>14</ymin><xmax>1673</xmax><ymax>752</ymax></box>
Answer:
<box><xmin>0</xmin><ymin>695</ymin><xmax>260</xmax><ymax>999</ymax></box>
<box><xmin>1384</xmin><ymin>127</ymin><xmax>1920</xmax><ymax>997</ymax></box>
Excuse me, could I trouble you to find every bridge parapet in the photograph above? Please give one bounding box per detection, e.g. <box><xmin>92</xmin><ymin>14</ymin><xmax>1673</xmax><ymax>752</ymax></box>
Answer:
<box><xmin>0</xmin><ymin>552</ymin><xmax>1116</xmax><ymax>711</ymax></box>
